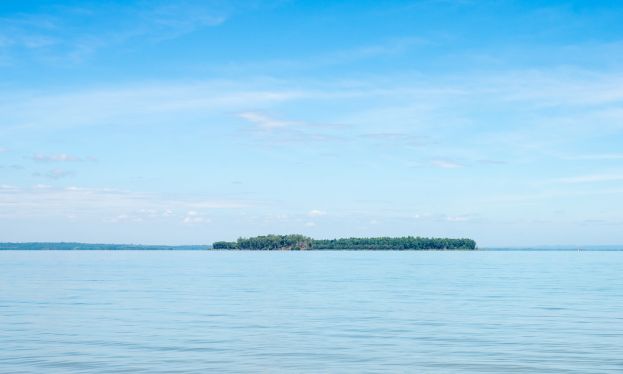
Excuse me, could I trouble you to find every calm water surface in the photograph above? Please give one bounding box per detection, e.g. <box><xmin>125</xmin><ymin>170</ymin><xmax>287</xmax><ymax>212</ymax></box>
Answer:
<box><xmin>1</xmin><ymin>251</ymin><xmax>622</xmax><ymax>373</ymax></box>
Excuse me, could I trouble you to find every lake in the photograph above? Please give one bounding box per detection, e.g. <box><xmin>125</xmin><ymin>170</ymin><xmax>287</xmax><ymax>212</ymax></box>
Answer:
<box><xmin>1</xmin><ymin>250</ymin><xmax>622</xmax><ymax>373</ymax></box>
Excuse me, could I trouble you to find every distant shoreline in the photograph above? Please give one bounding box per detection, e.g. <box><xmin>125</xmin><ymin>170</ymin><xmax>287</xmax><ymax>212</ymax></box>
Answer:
<box><xmin>2</xmin><ymin>240</ymin><xmax>621</xmax><ymax>251</ymax></box>
<box><xmin>1</xmin><ymin>235</ymin><xmax>477</xmax><ymax>251</ymax></box>
<box><xmin>0</xmin><ymin>243</ymin><xmax>210</xmax><ymax>251</ymax></box>
<box><xmin>1</xmin><ymin>245</ymin><xmax>622</xmax><ymax>251</ymax></box>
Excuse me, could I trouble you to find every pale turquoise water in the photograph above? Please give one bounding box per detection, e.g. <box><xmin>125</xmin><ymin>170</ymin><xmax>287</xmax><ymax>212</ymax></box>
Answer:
<box><xmin>1</xmin><ymin>251</ymin><xmax>622</xmax><ymax>373</ymax></box>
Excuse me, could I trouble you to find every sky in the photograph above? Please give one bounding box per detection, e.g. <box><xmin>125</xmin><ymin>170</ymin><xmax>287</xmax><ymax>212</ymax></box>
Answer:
<box><xmin>1</xmin><ymin>0</ymin><xmax>622</xmax><ymax>246</ymax></box>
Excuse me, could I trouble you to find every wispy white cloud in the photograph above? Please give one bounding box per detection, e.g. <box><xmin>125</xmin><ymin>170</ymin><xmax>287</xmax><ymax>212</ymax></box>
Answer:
<box><xmin>484</xmin><ymin>187</ymin><xmax>623</xmax><ymax>205</ymax></box>
<box><xmin>32</xmin><ymin>153</ymin><xmax>83</xmax><ymax>162</ymax></box>
<box><xmin>0</xmin><ymin>185</ymin><xmax>250</xmax><ymax>219</ymax></box>
<box><xmin>2</xmin><ymin>68</ymin><xmax>622</xmax><ymax>181</ymax></box>
<box><xmin>492</xmin><ymin>70</ymin><xmax>623</xmax><ymax>107</ymax></box>
<box><xmin>105</xmin><ymin>213</ymin><xmax>144</xmax><ymax>224</ymax></box>
<box><xmin>554</xmin><ymin>174</ymin><xmax>623</xmax><ymax>184</ymax></box>
<box><xmin>307</xmin><ymin>209</ymin><xmax>326</xmax><ymax>217</ymax></box>
<box><xmin>138</xmin><ymin>2</ymin><xmax>228</xmax><ymax>37</ymax></box>
<box><xmin>33</xmin><ymin>168</ymin><xmax>74</xmax><ymax>179</ymax></box>
<box><xmin>235</xmin><ymin>110</ymin><xmax>350</xmax><ymax>146</ymax></box>
<box><xmin>308</xmin><ymin>36</ymin><xmax>428</xmax><ymax>67</ymax></box>
<box><xmin>359</xmin><ymin>132</ymin><xmax>427</xmax><ymax>147</ymax></box>
<box><xmin>182</xmin><ymin>210</ymin><xmax>210</xmax><ymax>224</ymax></box>
<box><xmin>0</xmin><ymin>1</ymin><xmax>235</xmax><ymax>64</ymax></box>
<box><xmin>446</xmin><ymin>215</ymin><xmax>470</xmax><ymax>222</ymax></box>
<box><xmin>214</xmin><ymin>36</ymin><xmax>429</xmax><ymax>74</ymax></box>
<box><xmin>431</xmin><ymin>160</ymin><xmax>462</xmax><ymax>169</ymax></box>
<box><xmin>476</xmin><ymin>159</ymin><xmax>507</xmax><ymax>165</ymax></box>
<box><xmin>561</xmin><ymin>153</ymin><xmax>623</xmax><ymax>161</ymax></box>
<box><xmin>0</xmin><ymin>164</ymin><xmax>24</xmax><ymax>170</ymax></box>
<box><xmin>3</xmin><ymin>67</ymin><xmax>621</xmax><ymax>135</ymax></box>
<box><xmin>0</xmin><ymin>82</ymin><xmax>302</xmax><ymax>132</ymax></box>
<box><xmin>238</xmin><ymin>111</ymin><xmax>298</xmax><ymax>129</ymax></box>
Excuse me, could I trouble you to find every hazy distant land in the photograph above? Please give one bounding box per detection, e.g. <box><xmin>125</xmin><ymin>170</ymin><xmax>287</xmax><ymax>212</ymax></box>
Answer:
<box><xmin>0</xmin><ymin>242</ymin><xmax>210</xmax><ymax>251</ymax></box>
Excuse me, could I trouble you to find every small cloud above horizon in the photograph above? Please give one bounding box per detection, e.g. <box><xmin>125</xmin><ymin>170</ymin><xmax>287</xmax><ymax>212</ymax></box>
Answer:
<box><xmin>238</xmin><ymin>112</ymin><xmax>298</xmax><ymax>130</ymax></box>
<box><xmin>33</xmin><ymin>168</ymin><xmax>74</xmax><ymax>179</ymax></box>
<box><xmin>31</xmin><ymin>153</ymin><xmax>84</xmax><ymax>162</ymax></box>
<box><xmin>307</xmin><ymin>209</ymin><xmax>326</xmax><ymax>217</ymax></box>
<box><xmin>359</xmin><ymin>132</ymin><xmax>427</xmax><ymax>147</ymax></box>
<box><xmin>182</xmin><ymin>210</ymin><xmax>210</xmax><ymax>224</ymax></box>
<box><xmin>562</xmin><ymin>153</ymin><xmax>623</xmax><ymax>161</ymax></box>
<box><xmin>431</xmin><ymin>160</ymin><xmax>462</xmax><ymax>169</ymax></box>
<box><xmin>554</xmin><ymin>174</ymin><xmax>623</xmax><ymax>184</ymax></box>
<box><xmin>446</xmin><ymin>215</ymin><xmax>471</xmax><ymax>222</ymax></box>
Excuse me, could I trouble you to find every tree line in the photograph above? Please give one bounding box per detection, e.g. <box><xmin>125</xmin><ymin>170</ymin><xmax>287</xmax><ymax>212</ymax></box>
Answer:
<box><xmin>214</xmin><ymin>234</ymin><xmax>312</xmax><ymax>250</ymax></box>
<box><xmin>213</xmin><ymin>235</ymin><xmax>476</xmax><ymax>250</ymax></box>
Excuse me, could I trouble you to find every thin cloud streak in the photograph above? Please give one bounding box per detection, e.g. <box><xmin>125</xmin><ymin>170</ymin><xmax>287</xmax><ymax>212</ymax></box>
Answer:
<box><xmin>307</xmin><ymin>209</ymin><xmax>326</xmax><ymax>217</ymax></box>
<box><xmin>32</xmin><ymin>153</ymin><xmax>83</xmax><ymax>162</ymax></box>
<box><xmin>0</xmin><ymin>83</ymin><xmax>303</xmax><ymax>131</ymax></box>
<box><xmin>33</xmin><ymin>168</ymin><xmax>74</xmax><ymax>179</ymax></box>
<box><xmin>0</xmin><ymin>185</ymin><xmax>251</xmax><ymax>219</ymax></box>
<box><xmin>0</xmin><ymin>1</ymin><xmax>233</xmax><ymax>64</ymax></box>
<box><xmin>431</xmin><ymin>160</ymin><xmax>462</xmax><ymax>169</ymax></box>
<box><xmin>555</xmin><ymin>174</ymin><xmax>623</xmax><ymax>184</ymax></box>
<box><xmin>562</xmin><ymin>153</ymin><xmax>623</xmax><ymax>161</ymax></box>
<box><xmin>238</xmin><ymin>111</ymin><xmax>298</xmax><ymax>130</ymax></box>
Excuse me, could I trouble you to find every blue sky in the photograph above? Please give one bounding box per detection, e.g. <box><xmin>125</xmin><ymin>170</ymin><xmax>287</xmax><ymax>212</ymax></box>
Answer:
<box><xmin>1</xmin><ymin>0</ymin><xmax>623</xmax><ymax>246</ymax></box>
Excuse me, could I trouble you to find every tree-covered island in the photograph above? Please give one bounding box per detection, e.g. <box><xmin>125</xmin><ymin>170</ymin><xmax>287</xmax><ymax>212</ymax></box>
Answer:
<box><xmin>213</xmin><ymin>235</ymin><xmax>476</xmax><ymax>250</ymax></box>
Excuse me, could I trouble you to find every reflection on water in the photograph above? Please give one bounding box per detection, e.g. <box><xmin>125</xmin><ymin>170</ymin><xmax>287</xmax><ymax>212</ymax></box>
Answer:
<box><xmin>1</xmin><ymin>251</ymin><xmax>622</xmax><ymax>373</ymax></box>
